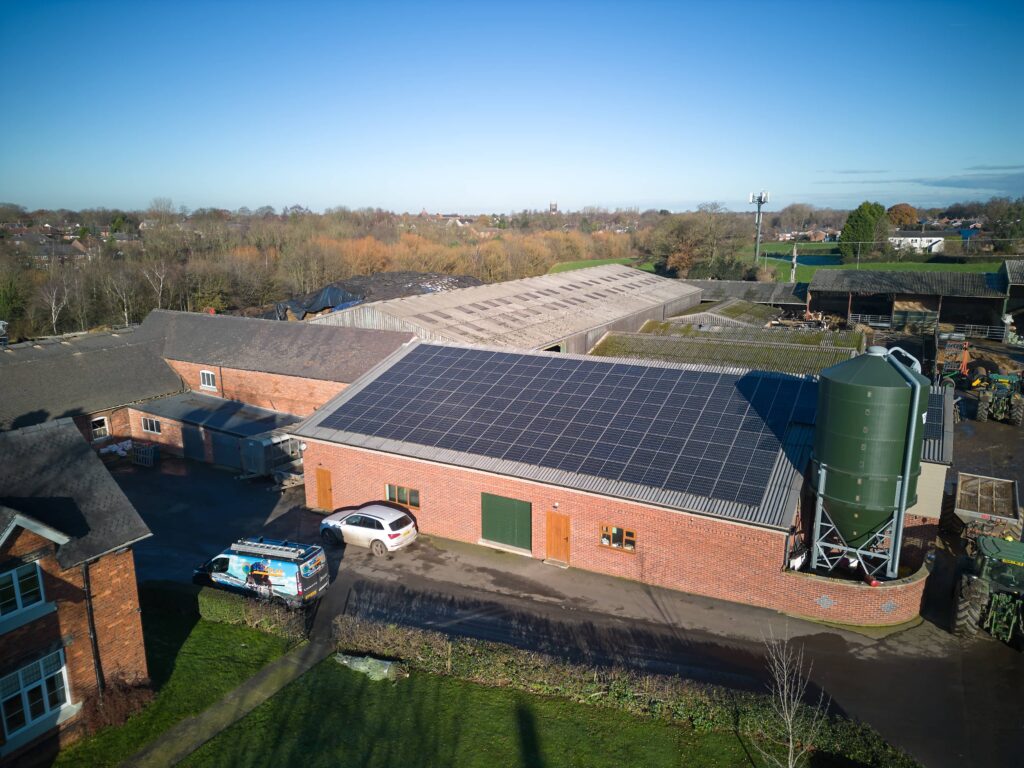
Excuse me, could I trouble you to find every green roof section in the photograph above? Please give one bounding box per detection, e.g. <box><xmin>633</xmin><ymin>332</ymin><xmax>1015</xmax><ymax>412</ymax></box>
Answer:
<box><xmin>590</xmin><ymin>332</ymin><xmax>857</xmax><ymax>375</ymax></box>
<box><xmin>673</xmin><ymin>298</ymin><xmax>783</xmax><ymax>327</ymax></box>
<box><xmin>635</xmin><ymin>323</ymin><xmax>864</xmax><ymax>350</ymax></box>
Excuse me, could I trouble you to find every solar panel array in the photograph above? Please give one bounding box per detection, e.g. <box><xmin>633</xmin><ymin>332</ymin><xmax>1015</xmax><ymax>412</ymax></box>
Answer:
<box><xmin>319</xmin><ymin>345</ymin><xmax>817</xmax><ymax>506</ymax></box>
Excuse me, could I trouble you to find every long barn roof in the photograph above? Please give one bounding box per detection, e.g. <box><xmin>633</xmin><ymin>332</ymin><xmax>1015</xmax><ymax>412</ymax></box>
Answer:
<box><xmin>311</xmin><ymin>264</ymin><xmax>701</xmax><ymax>349</ymax></box>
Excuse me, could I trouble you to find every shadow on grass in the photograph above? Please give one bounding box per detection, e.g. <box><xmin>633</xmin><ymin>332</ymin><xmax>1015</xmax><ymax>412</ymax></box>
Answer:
<box><xmin>138</xmin><ymin>581</ymin><xmax>202</xmax><ymax>690</ymax></box>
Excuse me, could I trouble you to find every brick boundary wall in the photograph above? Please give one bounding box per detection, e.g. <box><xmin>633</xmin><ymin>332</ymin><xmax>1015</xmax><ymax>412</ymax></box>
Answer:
<box><xmin>303</xmin><ymin>441</ymin><xmax>930</xmax><ymax>626</ymax></box>
<box><xmin>165</xmin><ymin>360</ymin><xmax>347</xmax><ymax>416</ymax></box>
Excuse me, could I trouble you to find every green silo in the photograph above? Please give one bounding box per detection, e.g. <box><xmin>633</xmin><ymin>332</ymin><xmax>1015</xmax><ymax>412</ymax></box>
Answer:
<box><xmin>812</xmin><ymin>348</ymin><xmax>930</xmax><ymax>549</ymax></box>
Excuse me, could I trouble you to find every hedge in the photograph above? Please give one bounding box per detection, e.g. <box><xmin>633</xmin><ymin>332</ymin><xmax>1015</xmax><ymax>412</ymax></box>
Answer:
<box><xmin>197</xmin><ymin>587</ymin><xmax>306</xmax><ymax>641</ymax></box>
<box><xmin>332</xmin><ymin>615</ymin><xmax>918</xmax><ymax>768</ymax></box>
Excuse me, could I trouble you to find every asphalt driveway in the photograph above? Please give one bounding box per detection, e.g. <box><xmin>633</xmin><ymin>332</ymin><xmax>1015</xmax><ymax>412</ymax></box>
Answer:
<box><xmin>114</xmin><ymin>456</ymin><xmax>1023</xmax><ymax>768</ymax></box>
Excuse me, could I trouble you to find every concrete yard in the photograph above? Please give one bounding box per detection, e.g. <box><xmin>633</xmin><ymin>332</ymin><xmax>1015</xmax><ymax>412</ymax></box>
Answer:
<box><xmin>116</xmin><ymin>417</ymin><xmax>1024</xmax><ymax>768</ymax></box>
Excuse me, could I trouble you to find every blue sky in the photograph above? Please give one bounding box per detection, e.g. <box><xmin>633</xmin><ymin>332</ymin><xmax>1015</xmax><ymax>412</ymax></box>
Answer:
<box><xmin>1</xmin><ymin>0</ymin><xmax>1021</xmax><ymax>213</ymax></box>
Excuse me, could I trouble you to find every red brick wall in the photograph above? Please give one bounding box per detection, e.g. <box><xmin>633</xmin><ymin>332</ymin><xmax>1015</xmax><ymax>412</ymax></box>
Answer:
<box><xmin>165</xmin><ymin>360</ymin><xmax>346</xmax><ymax>416</ymax></box>
<box><xmin>72</xmin><ymin>408</ymin><xmax>132</xmax><ymax>447</ymax></box>
<box><xmin>304</xmin><ymin>441</ymin><xmax>929</xmax><ymax>626</ymax></box>
<box><xmin>0</xmin><ymin>527</ymin><xmax>147</xmax><ymax>752</ymax></box>
<box><xmin>125</xmin><ymin>407</ymin><xmax>196</xmax><ymax>460</ymax></box>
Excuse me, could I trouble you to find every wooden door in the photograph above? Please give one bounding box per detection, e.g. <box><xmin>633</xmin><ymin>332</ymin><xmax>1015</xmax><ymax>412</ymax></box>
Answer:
<box><xmin>315</xmin><ymin>467</ymin><xmax>333</xmax><ymax>511</ymax></box>
<box><xmin>546</xmin><ymin>511</ymin><xmax>570</xmax><ymax>563</ymax></box>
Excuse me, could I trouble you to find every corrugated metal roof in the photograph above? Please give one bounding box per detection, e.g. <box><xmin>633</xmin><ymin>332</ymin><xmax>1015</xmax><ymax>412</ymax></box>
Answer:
<box><xmin>1003</xmin><ymin>260</ymin><xmax>1024</xmax><ymax>285</ymax></box>
<box><xmin>683</xmin><ymin>280</ymin><xmax>808</xmax><ymax>305</ymax></box>
<box><xmin>311</xmin><ymin>264</ymin><xmax>701</xmax><ymax>349</ymax></box>
<box><xmin>133</xmin><ymin>392</ymin><xmax>300</xmax><ymax>437</ymax></box>
<box><xmin>809</xmin><ymin>269</ymin><xmax>1007</xmax><ymax>298</ymax></box>
<box><xmin>590</xmin><ymin>333</ymin><xmax>857</xmax><ymax>375</ymax></box>
<box><xmin>293</xmin><ymin>341</ymin><xmax>818</xmax><ymax>530</ymax></box>
<box><xmin>674</xmin><ymin>298</ymin><xmax>782</xmax><ymax>327</ymax></box>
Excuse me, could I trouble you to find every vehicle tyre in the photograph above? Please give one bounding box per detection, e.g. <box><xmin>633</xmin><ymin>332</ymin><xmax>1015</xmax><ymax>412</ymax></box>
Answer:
<box><xmin>954</xmin><ymin>574</ymin><xmax>989</xmax><ymax>638</ymax></box>
<box><xmin>321</xmin><ymin>528</ymin><xmax>340</xmax><ymax>546</ymax></box>
<box><xmin>1010</xmin><ymin>396</ymin><xmax>1024</xmax><ymax>427</ymax></box>
<box><xmin>370</xmin><ymin>539</ymin><xmax>387</xmax><ymax>558</ymax></box>
<box><xmin>976</xmin><ymin>396</ymin><xmax>989</xmax><ymax>423</ymax></box>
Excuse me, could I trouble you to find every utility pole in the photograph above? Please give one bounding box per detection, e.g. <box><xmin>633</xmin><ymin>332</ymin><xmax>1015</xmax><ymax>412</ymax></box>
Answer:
<box><xmin>749</xmin><ymin>191</ymin><xmax>769</xmax><ymax>271</ymax></box>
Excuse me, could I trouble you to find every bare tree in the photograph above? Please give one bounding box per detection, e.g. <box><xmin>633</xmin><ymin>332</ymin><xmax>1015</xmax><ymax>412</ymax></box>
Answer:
<box><xmin>754</xmin><ymin>632</ymin><xmax>830</xmax><ymax>768</ymax></box>
<box><xmin>104</xmin><ymin>262</ymin><xmax>141</xmax><ymax>327</ymax></box>
<box><xmin>39</xmin><ymin>267</ymin><xmax>69</xmax><ymax>335</ymax></box>
<box><xmin>141</xmin><ymin>258</ymin><xmax>172</xmax><ymax>309</ymax></box>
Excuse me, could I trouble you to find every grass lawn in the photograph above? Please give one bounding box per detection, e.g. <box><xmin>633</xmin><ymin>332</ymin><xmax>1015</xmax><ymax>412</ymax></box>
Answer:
<box><xmin>737</xmin><ymin>241</ymin><xmax>840</xmax><ymax>261</ymax></box>
<box><xmin>181</xmin><ymin>661</ymin><xmax>756</xmax><ymax>768</ymax></box>
<box><xmin>548</xmin><ymin>257</ymin><xmax>657</xmax><ymax>274</ymax></box>
<box><xmin>790</xmin><ymin>259</ymin><xmax>1001</xmax><ymax>283</ymax></box>
<box><xmin>54</xmin><ymin>586</ymin><xmax>293</xmax><ymax>768</ymax></box>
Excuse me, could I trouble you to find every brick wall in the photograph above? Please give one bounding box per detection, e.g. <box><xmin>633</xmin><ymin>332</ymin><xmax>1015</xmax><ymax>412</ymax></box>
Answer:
<box><xmin>165</xmin><ymin>360</ymin><xmax>346</xmax><ymax>416</ymax></box>
<box><xmin>125</xmin><ymin>407</ymin><xmax>196</xmax><ymax>460</ymax></box>
<box><xmin>0</xmin><ymin>528</ymin><xmax>147</xmax><ymax>755</ymax></box>
<box><xmin>72</xmin><ymin>408</ymin><xmax>132</xmax><ymax>447</ymax></box>
<box><xmin>304</xmin><ymin>441</ymin><xmax>930</xmax><ymax>626</ymax></box>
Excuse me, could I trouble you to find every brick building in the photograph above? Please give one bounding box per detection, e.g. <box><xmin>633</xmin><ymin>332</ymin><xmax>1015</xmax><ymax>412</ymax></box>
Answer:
<box><xmin>293</xmin><ymin>342</ymin><xmax>953</xmax><ymax>626</ymax></box>
<box><xmin>0</xmin><ymin>420</ymin><xmax>151</xmax><ymax>762</ymax></box>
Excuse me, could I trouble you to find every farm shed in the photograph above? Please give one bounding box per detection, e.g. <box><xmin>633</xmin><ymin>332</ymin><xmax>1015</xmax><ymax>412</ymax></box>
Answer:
<box><xmin>310</xmin><ymin>264</ymin><xmax>701</xmax><ymax>352</ymax></box>
<box><xmin>292</xmin><ymin>342</ymin><xmax>952</xmax><ymax>625</ymax></box>
<box><xmin>683</xmin><ymin>280</ymin><xmax>808</xmax><ymax>308</ymax></box>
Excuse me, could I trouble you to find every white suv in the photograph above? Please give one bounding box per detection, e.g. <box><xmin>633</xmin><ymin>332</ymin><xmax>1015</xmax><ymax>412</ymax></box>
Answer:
<box><xmin>320</xmin><ymin>504</ymin><xmax>418</xmax><ymax>557</ymax></box>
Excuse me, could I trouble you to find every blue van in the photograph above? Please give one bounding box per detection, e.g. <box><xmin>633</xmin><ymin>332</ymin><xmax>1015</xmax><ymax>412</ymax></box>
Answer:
<box><xmin>194</xmin><ymin>537</ymin><xmax>329</xmax><ymax>608</ymax></box>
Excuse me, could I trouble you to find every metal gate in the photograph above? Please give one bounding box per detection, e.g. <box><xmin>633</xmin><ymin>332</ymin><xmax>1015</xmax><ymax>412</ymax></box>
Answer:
<box><xmin>481</xmin><ymin>493</ymin><xmax>532</xmax><ymax>551</ymax></box>
<box><xmin>182</xmin><ymin>425</ymin><xmax>205</xmax><ymax>461</ymax></box>
<box><xmin>210</xmin><ymin>431</ymin><xmax>242</xmax><ymax>469</ymax></box>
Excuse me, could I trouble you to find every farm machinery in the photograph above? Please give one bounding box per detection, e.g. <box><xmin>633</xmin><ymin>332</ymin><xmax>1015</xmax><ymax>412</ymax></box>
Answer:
<box><xmin>954</xmin><ymin>536</ymin><xmax>1024</xmax><ymax>647</ymax></box>
<box><xmin>975</xmin><ymin>372</ymin><xmax>1024</xmax><ymax>426</ymax></box>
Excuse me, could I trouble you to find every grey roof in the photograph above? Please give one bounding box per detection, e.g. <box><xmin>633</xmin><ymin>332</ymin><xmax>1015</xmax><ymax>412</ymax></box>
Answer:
<box><xmin>922</xmin><ymin>385</ymin><xmax>954</xmax><ymax>465</ymax></box>
<box><xmin>132</xmin><ymin>392</ymin><xmax>300</xmax><ymax>437</ymax></box>
<box><xmin>0</xmin><ymin>420</ymin><xmax>151</xmax><ymax>568</ymax></box>
<box><xmin>808</xmin><ymin>269</ymin><xmax>1007</xmax><ymax>298</ymax></box>
<box><xmin>139</xmin><ymin>310</ymin><xmax>414</xmax><ymax>382</ymax></box>
<box><xmin>311</xmin><ymin>264</ymin><xmax>702</xmax><ymax>349</ymax></box>
<box><xmin>591</xmin><ymin>332</ymin><xmax>857</xmax><ymax>375</ymax></box>
<box><xmin>293</xmin><ymin>342</ymin><xmax>816</xmax><ymax>531</ymax></box>
<box><xmin>1003</xmin><ymin>260</ymin><xmax>1024</xmax><ymax>285</ymax></box>
<box><xmin>638</xmin><ymin>324</ymin><xmax>865</xmax><ymax>350</ymax></box>
<box><xmin>683</xmin><ymin>280</ymin><xmax>808</xmax><ymax>305</ymax></box>
<box><xmin>0</xmin><ymin>326</ymin><xmax>185</xmax><ymax>431</ymax></box>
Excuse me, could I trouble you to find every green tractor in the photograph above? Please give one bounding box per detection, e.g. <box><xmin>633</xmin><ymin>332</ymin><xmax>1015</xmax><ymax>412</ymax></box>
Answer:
<box><xmin>954</xmin><ymin>536</ymin><xmax>1024</xmax><ymax>648</ymax></box>
<box><xmin>975</xmin><ymin>372</ymin><xmax>1024</xmax><ymax>426</ymax></box>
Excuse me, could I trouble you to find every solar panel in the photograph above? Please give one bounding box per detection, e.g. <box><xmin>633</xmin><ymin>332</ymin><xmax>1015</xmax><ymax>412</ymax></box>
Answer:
<box><xmin>317</xmin><ymin>345</ymin><xmax>816</xmax><ymax>508</ymax></box>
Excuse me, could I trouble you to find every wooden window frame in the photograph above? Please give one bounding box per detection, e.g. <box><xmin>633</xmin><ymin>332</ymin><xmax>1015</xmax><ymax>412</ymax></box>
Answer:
<box><xmin>386</xmin><ymin>483</ymin><xmax>421</xmax><ymax>510</ymax></box>
<box><xmin>199</xmin><ymin>370</ymin><xmax>217</xmax><ymax>391</ymax></box>
<box><xmin>141</xmin><ymin>417</ymin><xmax>161</xmax><ymax>435</ymax></box>
<box><xmin>599</xmin><ymin>523</ymin><xmax>636</xmax><ymax>553</ymax></box>
<box><xmin>89</xmin><ymin>416</ymin><xmax>109</xmax><ymax>440</ymax></box>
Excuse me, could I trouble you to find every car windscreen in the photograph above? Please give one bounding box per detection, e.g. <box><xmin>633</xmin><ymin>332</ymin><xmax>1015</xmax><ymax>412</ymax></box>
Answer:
<box><xmin>389</xmin><ymin>515</ymin><xmax>412</xmax><ymax>531</ymax></box>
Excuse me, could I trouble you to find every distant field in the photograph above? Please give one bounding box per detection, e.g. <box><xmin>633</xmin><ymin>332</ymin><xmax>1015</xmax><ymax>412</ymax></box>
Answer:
<box><xmin>790</xmin><ymin>260</ymin><xmax>1002</xmax><ymax>283</ymax></box>
<box><xmin>548</xmin><ymin>258</ymin><xmax>655</xmax><ymax>273</ymax></box>
<box><xmin>738</xmin><ymin>241</ymin><xmax>840</xmax><ymax>260</ymax></box>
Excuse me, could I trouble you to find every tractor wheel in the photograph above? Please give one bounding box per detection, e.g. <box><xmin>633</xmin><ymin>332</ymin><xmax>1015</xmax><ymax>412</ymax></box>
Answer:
<box><xmin>1010</xmin><ymin>396</ymin><xmax>1024</xmax><ymax>427</ymax></box>
<box><xmin>976</xmin><ymin>395</ymin><xmax>990</xmax><ymax>423</ymax></box>
<box><xmin>954</xmin><ymin>574</ymin><xmax>990</xmax><ymax>638</ymax></box>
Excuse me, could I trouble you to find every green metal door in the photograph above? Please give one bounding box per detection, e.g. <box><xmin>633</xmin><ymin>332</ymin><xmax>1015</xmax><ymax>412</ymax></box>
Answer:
<box><xmin>481</xmin><ymin>493</ymin><xmax>532</xmax><ymax>550</ymax></box>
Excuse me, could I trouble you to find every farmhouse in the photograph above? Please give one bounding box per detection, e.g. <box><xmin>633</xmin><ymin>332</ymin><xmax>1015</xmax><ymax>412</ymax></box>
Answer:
<box><xmin>310</xmin><ymin>264</ymin><xmax>701</xmax><ymax>352</ymax></box>
<box><xmin>292</xmin><ymin>342</ymin><xmax>953</xmax><ymax>626</ymax></box>
<box><xmin>0</xmin><ymin>420</ymin><xmax>151</xmax><ymax>761</ymax></box>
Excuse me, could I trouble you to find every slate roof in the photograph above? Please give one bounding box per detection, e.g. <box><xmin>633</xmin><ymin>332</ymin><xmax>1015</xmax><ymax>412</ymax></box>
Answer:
<box><xmin>808</xmin><ymin>269</ymin><xmax>1007</xmax><ymax>298</ymax></box>
<box><xmin>0</xmin><ymin>420</ymin><xmax>151</xmax><ymax>568</ymax></box>
<box><xmin>0</xmin><ymin>327</ymin><xmax>184</xmax><ymax>431</ymax></box>
<box><xmin>311</xmin><ymin>264</ymin><xmax>702</xmax><ymax>349</ymax></box>
<box><xmin>132</xmin><ymin>392</ymin><xmax>300</xmax><ymax>437</ymax></box>
<box><xmin>139</xmin><ymin>310</ymin><xmax>414</xmax><ymax>382</ymax></box>
<box><xmin>682</xmin><ymin>280</ymin><xmax>808</xmax><ymax>305</ymax></box>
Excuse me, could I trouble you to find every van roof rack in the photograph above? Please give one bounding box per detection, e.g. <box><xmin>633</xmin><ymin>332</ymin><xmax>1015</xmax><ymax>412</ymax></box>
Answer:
<box><xmin>231</xmin><ymin>537</ymin><xmax>316</xmax><ymax>560</ymax></box>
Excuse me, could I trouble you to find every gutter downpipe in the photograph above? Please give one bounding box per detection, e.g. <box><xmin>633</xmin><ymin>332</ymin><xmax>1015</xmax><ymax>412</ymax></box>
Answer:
<box><xmin>81</xmin><ymin>560</ymin><xmax>105</xmax><ymax>701</ymax></box>
<box><xmin>883</xmin><ymin>347</ymin><xmax>922</xmax><ymax>580</ymax></box>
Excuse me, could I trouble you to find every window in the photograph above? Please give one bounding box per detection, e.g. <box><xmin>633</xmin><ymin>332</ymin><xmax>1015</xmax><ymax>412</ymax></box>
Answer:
<box><xmin>200</xmin><ymin>370</ymin><xmax>216</xmax><ymax>390</ymax></box>
<box><xmin>0</xmin><ymin>564</ymin><xmax>44</xmax><ymax>617</ymax></box>
<box><xmin>89</xmin><ymin>417</ymin><xmax>109</xmax><ymax>440</ymax></box>
<box><xmin>141</xmin><ymin>417</ymin><xmax>161</xmax><ymax>434</ymax></box>
<box><xmin>600</xmin><ymin>524</ymin><xmax>636</xmax><ymax>553</ymax></box>
<box><xmin>1</xmin><ymin>651</ymin><xmax>69</xmax><ymax>739</ymax></box>
<box><xmin>386</xmin><ymin>484</ymin><xmax>420</xmax><ymax>509</ymax></box>
<box><xmin>389</xmin><ymin>515</ymin><xmax>412</xmax><ymax>531</ymax></box>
